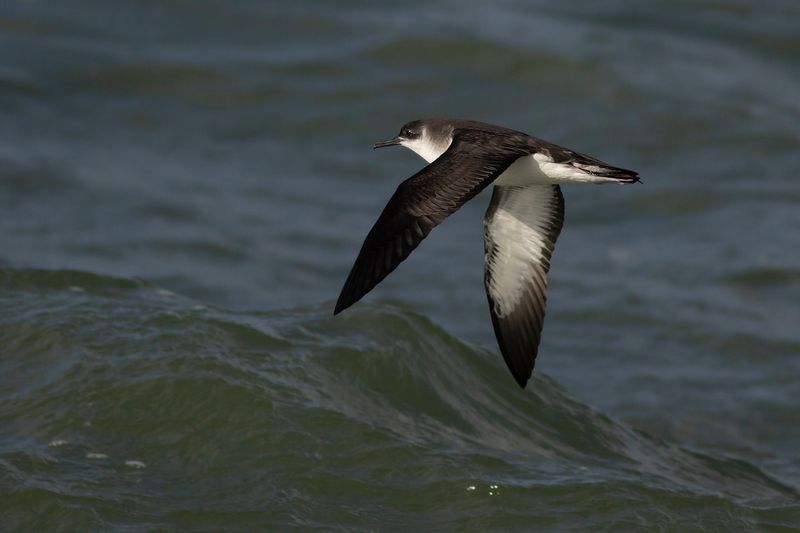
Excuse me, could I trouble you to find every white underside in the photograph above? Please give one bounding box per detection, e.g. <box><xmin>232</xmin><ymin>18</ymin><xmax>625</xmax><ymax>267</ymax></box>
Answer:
<box><xmin>485</xmin><ymin>186</ymin><xmax>555</xmax><ymax>317</ymax></box>
<box><xmin>494</xmin><ymin>153</ymin><xmax>616</xmax><ymax>185</ymax></box>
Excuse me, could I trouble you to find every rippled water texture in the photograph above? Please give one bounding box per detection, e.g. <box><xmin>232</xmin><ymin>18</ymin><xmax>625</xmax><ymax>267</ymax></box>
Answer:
<box><xmin>2</xmin><ymin>1</ymin><xmax>800</xmax><ymax>530</ymax></box>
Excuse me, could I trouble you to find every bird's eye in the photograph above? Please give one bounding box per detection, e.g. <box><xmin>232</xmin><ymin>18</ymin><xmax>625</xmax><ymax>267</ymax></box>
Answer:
<box><xmin>403</xmin><ymin>129</ymin><xmax>416</xmax><ymax>138</ymax></box>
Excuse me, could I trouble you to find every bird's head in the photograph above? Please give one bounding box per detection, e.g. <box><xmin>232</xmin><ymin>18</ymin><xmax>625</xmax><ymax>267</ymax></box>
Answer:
<box><xmin>374</xmin><ymin>119</ymin><xmax>452</xmax><ymax>163</ymax></box>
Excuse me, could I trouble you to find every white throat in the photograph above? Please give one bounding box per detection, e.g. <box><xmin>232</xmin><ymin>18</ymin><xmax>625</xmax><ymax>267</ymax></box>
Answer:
<box><xmin>400</xmin><ymin>128</ymin><xmax>452</xmax><ymax>163</ymax></box>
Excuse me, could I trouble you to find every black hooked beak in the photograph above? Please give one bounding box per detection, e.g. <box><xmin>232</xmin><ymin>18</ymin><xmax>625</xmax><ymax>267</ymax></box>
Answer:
<box><xmin>373</xmin><ymin>137</ymin><xmax>402</xmax><ymax>149</ymax></box>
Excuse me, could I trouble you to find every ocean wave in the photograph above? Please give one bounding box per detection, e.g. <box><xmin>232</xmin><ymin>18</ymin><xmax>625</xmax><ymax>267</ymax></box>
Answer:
<box><xmin>1</xmin><ymin>268</ymin><xmax>797</xmax><ymax>529</ymax></box>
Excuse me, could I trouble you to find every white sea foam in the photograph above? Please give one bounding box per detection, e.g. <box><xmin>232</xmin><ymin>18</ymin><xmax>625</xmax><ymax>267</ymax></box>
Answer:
<box><xmin>86</xmin><ymin>452</ymin><xmax>108</xmax><ymax>459</ymax></box>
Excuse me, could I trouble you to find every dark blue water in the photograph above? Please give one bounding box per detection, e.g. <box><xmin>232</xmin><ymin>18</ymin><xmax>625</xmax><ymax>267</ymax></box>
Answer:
<box><xmin>2</xmin><ymin>1</ymin><xmax>800</xmax><ymax>530</ymax></box>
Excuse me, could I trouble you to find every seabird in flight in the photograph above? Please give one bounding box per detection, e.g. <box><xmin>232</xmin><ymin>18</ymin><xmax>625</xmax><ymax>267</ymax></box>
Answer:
<box><xmin>334</xmin><ymin>118</ymin><xmax>639</xmax><ymax>388</ymax></box>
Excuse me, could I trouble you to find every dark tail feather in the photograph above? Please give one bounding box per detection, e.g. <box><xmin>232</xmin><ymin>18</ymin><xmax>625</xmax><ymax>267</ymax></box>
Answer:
<box><xmin>572</xmin><ymin>161</ymin><xmax>640</xmax><ymax>183</ymax></box>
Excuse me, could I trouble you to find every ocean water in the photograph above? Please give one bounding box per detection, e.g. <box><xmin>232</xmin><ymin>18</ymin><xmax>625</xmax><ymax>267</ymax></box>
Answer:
<box><xmin>1</xmin><ymin>0</ymin><xmax>800</xmax><ymax>530</ymax></box>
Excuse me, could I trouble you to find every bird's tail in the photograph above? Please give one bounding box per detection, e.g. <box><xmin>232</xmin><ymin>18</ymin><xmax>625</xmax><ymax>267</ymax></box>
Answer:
<box><xmin>571</xmin><ymin>161</ymin><xmax>640</xmax><ymax>183</ymax></box>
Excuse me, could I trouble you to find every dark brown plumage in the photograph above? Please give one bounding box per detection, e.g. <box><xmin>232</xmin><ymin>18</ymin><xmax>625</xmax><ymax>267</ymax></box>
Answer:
<box><xmin>334</xmin><ymin>118</ymin><xmax>638</xmax><ymax>387</ymax></box>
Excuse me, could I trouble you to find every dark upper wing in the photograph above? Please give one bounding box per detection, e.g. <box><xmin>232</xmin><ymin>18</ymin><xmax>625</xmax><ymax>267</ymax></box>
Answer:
<box><xmin>483</xmin><ymin>184</ymin><xmax>565</xmax><ymax>388</ymax></box>
<box><xmin>334</xmin><ymin>131</ymin><xmax>532</xmax><ymax>315</ymax></box>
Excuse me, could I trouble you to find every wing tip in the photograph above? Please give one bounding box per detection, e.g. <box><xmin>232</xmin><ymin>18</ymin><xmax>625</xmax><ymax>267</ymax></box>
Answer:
<box><xmin>490</xmin><ymin>332</ymin><xmax>535</xmax><ymax>387</ymax></box>
<box><xmin>333</xmin><ymin>290</ymin><xmax>355</xmax><ymax>315</ymax></box>
<box><xmin>512</xmin><ymin>371</ymin><xmax>530</xmax><ymax>389</ymax></box>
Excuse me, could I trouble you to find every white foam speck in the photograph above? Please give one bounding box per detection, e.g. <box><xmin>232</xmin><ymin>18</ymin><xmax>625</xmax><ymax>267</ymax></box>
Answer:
<box><xmin>48</xmin><ymin>439</ymin><xmax>68</xmax><ymax>447</ymax></box>
<box><xmin>86</xmin><ymin>452</ymin><xmax>107</xmax><ymax>459</ymax></box>
<box><xmin>124</xmin><ymin>460</ymin><xmax>146</xmax><ymax>469</ymax></box>
<box><xmin>192</xmin><ymin>304</ymin><xmax>206</xmax><ymax>311</ymax></box>
<box><xmin>466</xmin><ymin>486</ymin><xmax>476</xmax><ymax>491</ymax></box>
<box><xmin>156</xmin><ymin>289</ymin><xmax>176</xmax><ymax>298</ymax></box>
<box><xmin>489</xmin><ymin>484</ymin><xmax>498</xmax><ymax>489</ymax></box>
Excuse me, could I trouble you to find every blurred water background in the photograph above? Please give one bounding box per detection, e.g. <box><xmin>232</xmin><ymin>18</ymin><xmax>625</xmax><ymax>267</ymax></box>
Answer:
<box><xmin>1</xmin><ymin>0</ymin><xmax>800</xmax><ymax>530</ymax></box>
